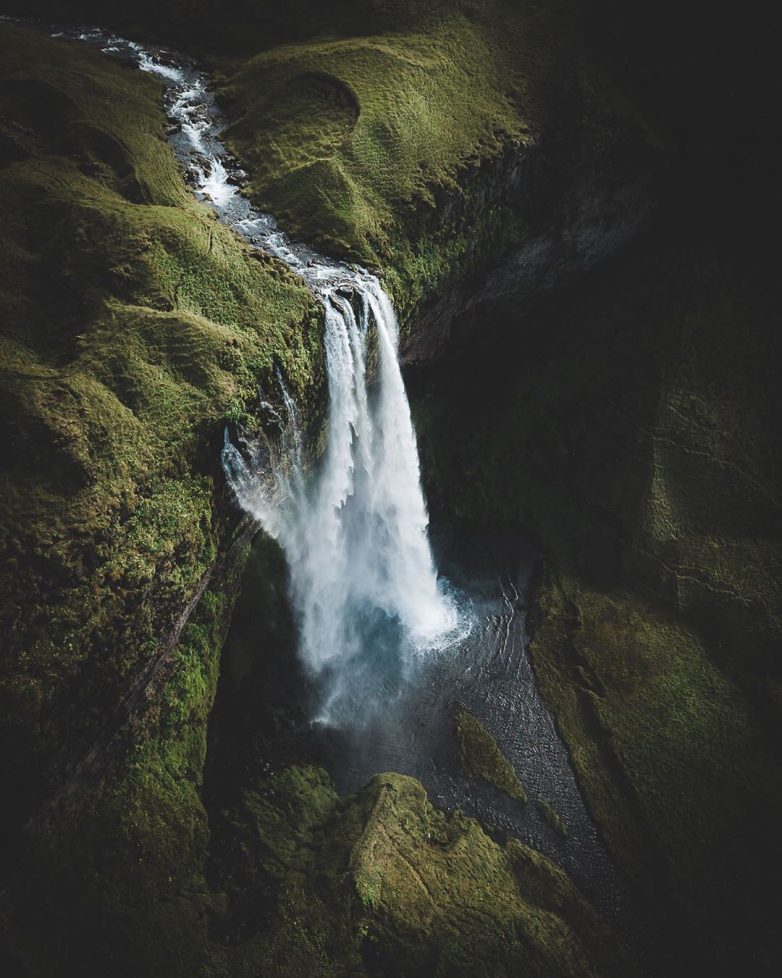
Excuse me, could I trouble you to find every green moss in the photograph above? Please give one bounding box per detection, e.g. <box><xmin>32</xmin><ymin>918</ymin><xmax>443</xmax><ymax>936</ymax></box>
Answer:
<box><xmin>537</xmin><ymin>799</ymin><xmax>567</xmax><ymax>838</ymax></box>
<box><xmin>4</xmin><ymin>571</ymin><xmax>242</xmax><ymax>978</ymax></box>
<box><xmin>220</xmin><ymin>7</ymin><xmax>536</xmax><ymax>264</ymax></box>
<box><xmin>0</xmin><ymin>21</ymin><xmax>321</xmax><ymax>841</ymax></box>
<box><xmin>215</xmin><ymin>770</ymin><xmax>628</xmax><ymax>978</ymax></box>
<box><xmin>0</xmin><ymin>38</ymin><xmax>323</xmax><ymax>977</ymax></box>
<box><xmin>455</xmin><ymin>707</ymin><xmax>527</xmax><ymax>805</ymax></box>
<box><xmin>208</xmin><ymin>0</ymin><xmax>587</xmax><ymax>327</ymax></box>
<box><xmin>383</xmin><ymin>204</ymin><xmax>526</xmax><ymax>334</ymax></box>
<box><xmin>532</xmin><ymin>572</ymin><xmax>780</xmax><ymax>906</ymax></box>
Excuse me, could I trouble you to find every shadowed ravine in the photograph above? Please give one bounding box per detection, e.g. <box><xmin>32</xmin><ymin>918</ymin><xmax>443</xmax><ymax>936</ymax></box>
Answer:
<box><xmin>45</xmin><ymin>15</ymin><xmax>630</xmax><ymax>937</ymax></box>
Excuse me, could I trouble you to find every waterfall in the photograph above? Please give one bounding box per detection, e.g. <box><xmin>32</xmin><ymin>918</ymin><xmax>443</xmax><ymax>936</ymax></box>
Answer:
<box><xmin>47</xmin><ymin>25</ymin><xmax>458</xmax><ymax>721</ymax></box>
<box><xmin>222</xmin><ymin>273</ymin><xmax>457</xmax><ymax>719</ymax></box>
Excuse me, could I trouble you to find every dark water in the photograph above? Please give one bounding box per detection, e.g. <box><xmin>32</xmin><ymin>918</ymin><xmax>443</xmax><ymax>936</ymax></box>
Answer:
<box><xmin>306</xmin><ymin>524</ymin><xmax>625</xmax><ymax>919</ymax></box>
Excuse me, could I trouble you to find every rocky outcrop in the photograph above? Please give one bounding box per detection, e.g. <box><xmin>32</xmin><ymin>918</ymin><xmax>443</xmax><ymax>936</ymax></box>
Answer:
<box><xmin>400</xmin><ymin>82</ymin><xmax>655</xmax><ymax>362</ymax></box>
<box><xmin>206</xmin><ymin>768</ymin><xmax>630</xmax><ymax>978</ymax></box>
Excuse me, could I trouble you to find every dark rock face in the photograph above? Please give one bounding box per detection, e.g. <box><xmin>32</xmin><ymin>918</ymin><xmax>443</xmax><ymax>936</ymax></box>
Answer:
<box><xmin>410</xmin><ymin>226</ymin><xmax>782</xmax><ymax>977</ymax></box>
<box><xmin>398</xmin><ymin>43</ymin><xmax>657</xmax><ymax>363</ymax></box>
<box><xmin>405</xmin><ymin>26</ymin><xmax>782</xmax><ymax>960</ymax></box>
<box><xmin>397</xmin><ymin>13</ymin><xmax>782</xmax><ymax>978</ymax></box>
<box><xmin>401</xmin><ymin>142</ymin><xmax>651</xmax><ymax>364</ymax></box>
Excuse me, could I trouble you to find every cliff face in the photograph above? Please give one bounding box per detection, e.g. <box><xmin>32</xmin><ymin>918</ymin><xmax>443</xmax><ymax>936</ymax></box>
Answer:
<box><xmin>410</xmin><ymin>228</ymin><xmax>782</xmax><ymax>977</ymax></box>
<box><xmin>402</xmin><ymin>7</ymin><xmax>782</xmax><ymax>974</ymax></box>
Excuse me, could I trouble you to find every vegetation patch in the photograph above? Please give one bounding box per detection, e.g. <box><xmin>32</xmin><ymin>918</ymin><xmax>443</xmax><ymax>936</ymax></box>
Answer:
<box><xmin>219</xmin><ymin>4</ymin><xmax>537</xmax><ymax>264</ymax></box>
<box><xmin>537</xmin><ymin>799</ymin><xmax>567</xmax><ymax>838</ymax></box>
<box><xmin>0</xmin><ymin>20</ymin><xmax>319</xmax><ymax>859</ymax></box>
<box><xmin>455</xmin><ymin>707</ymin><xmax>527</xmax><ymax>805</ymax></box>
<box><xmin>223</xmin><ymin>771</ymin><xmax>628</xmax><ymax>977</ymax></box>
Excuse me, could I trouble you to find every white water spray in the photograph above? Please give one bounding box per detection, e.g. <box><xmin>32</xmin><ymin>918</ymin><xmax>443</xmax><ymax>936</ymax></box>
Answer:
<box><xmin>224</xmin><ymin>275</ymin><xmax>455</xmax><ymax>680</ymax></box>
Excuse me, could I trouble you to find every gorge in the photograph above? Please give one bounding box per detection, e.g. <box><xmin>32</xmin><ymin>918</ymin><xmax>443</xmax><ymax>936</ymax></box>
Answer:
<box><xmin>0</xmin><ymin>3</ymin><xmax>780</xmax><ymax>978</ymax></box>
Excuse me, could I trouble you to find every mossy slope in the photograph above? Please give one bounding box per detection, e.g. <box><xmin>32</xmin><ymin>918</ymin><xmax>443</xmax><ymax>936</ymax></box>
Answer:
<box><xmin>0</xmin><ymin>20</ymin><xmax>317</xmax><ymax>975</ymax></box>
<box><xmin>219</xmin><ymin>3</ymin><xmax>535</xmax><ymax>265</ymax></box>
<box><xmin>455</xmin><ymin>707</ymin><xmax>527</xmax><ymax>804</ymax></box>
<box><xmin>214</xmin><ymin>0</ymin><xmax>650</xmax><ymax>333</ymax></box>
<box><xmin>0</xmin><ymin>20</ymin><xmax>320</xmax><ymax>854</ymax></box>
<box><xmin>210</xmin><ymin>769</ymin><xmax>627</xmax><ymax>978</ymax></box>
<box><xmin>9</xmin><ymin>2</ymin><xmax>650</xmax><ymax>334</ymax></box>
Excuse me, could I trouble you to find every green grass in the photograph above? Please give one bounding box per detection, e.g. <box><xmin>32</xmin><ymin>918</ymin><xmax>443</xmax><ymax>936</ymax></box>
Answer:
<box><xmin>537</xmin><ymin>799</ymin><xmax>567</xmax><ymax>838</ymax></box>
<box><xmin>455</xmin><ymin>707</ymin><xmax>528</xmax><ymax>805</ymax></box>
<box><xmin>0</xmin><ymin>21</ymin><xmax>320</xmax><ymax>848</ymax></box>
<box><xmin>213</xmin><ymin>0</ymin><xmax>577</xmax><ymax>326</ymax></box>
<box><xmin>220</xmin><ymin>8</ymin><xmax>534</xmax><ymax>261</ymax></box>
<box><xmin>0</xmin><ymin>27</ymin><xmax>322</xmax><ymax>972</ymax></box>
<box><xmin>215</xmin><ymin>771</ymin><xmax>628</xmax><ymax>978</ymax></box>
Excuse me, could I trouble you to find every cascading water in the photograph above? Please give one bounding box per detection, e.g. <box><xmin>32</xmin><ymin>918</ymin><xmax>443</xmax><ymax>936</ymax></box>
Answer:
<box><xmin>224</xmin><ymin>275</ymin><xmax>458</xmax><ymax>719</ymax></box>
<box><xmin>43</xmin><ymin>25</ymin><xmax>458</xmax><ymax>719</ymax></box>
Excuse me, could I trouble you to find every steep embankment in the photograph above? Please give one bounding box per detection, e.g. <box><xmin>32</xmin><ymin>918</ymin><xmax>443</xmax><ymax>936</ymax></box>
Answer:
<box><xmin>0</xmin><ymin>18</ymin><xmax>323</xmax><ymax>814</ymax></box>
<box><xmin>402</xmin><ymin>5</ymin><xmax>782</xmax><ymax>974</ymax></box>
<box><xmin>410</xmin><ymin>227</ymin><xmax>782</xmax><ymax>976</ymax></box>
<box><xmin>0</xmin><ymin>20</ymin><xmax>314</xmax><ymax>974</ymax></box>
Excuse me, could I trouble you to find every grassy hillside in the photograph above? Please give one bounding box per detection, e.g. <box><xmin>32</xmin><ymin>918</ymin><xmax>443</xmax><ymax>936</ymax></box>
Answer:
<box><xmin>7</xmin><ymin>2</ymin><xmax>647</xmax><ymax>326</ymax></box>
<box><xmin>0</xmin><ymin>20</ymin><xmax>321</xmax><ymax>854</ymax></box>
<box><xmin>218</xmin><ymin>2</ymin><xmax>537</xmax><ymax>264</ymax></box>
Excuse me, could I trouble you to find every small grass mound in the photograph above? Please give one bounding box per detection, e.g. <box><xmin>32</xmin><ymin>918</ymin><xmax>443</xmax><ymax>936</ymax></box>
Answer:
<box><xmin>537</xmin><ymin>799</ymin><xmax>568</xmax><ymax>838</ymax></box>
<box><xmin>211</xmin><ymin>770</ymin><xmax>627</xmax><ymax>977</ymax></box>
<box><xmin>455</xmin><ymin>707</ymin><xmax>527</xmax><ymax>805</ymax></box>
